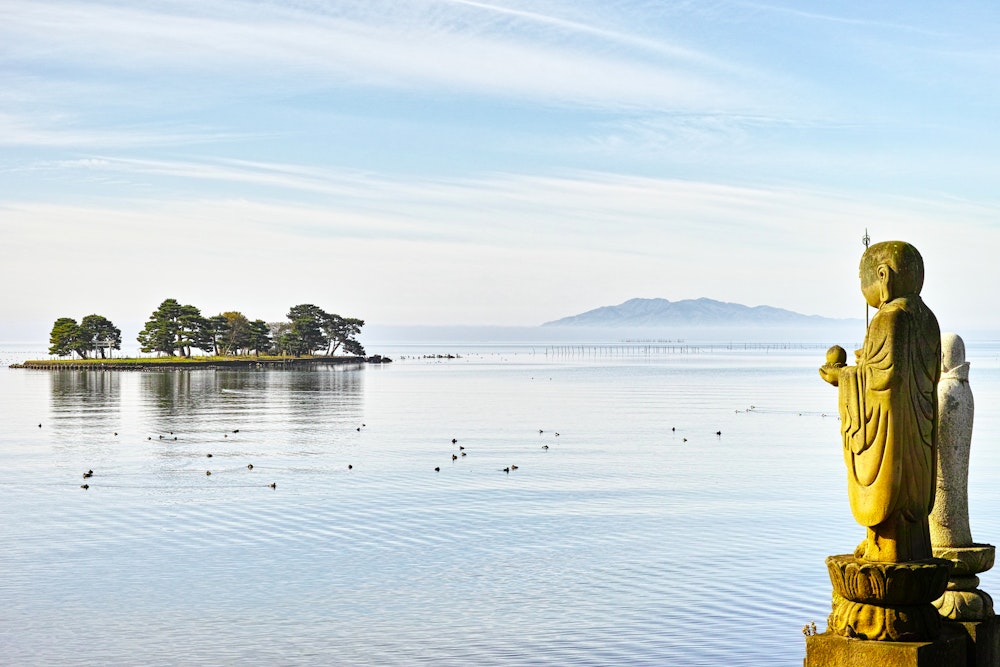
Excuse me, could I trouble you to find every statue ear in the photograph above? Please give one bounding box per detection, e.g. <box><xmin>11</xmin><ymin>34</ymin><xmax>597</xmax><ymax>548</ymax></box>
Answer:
<box><xmin>877</xmin><ymin>264</ymin><xmax>891</xmax><ymax>302</ymax></box>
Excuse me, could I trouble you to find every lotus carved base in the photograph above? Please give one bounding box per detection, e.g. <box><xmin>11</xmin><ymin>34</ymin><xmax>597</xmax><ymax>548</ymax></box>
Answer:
<box><xmin>825</xmin><ymin>554</ymin><xmax>953</xmax><ymax>642</ymax></box>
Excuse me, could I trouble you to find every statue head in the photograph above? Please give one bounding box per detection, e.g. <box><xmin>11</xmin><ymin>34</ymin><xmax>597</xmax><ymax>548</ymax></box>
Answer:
<box><xmin>941</xmin><ymin>332</ymin><xmax>966</xmax><ymax>373</ymax></box>
<box><xmin>860</xmin><ymin>241</ymin><xmax>925</xmax><ymax>308</ymax></box>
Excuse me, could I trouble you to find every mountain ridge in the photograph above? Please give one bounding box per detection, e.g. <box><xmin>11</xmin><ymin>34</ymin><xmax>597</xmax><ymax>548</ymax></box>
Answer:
<box><xmin>542</xmin><ymin>297</ymin><xmax>854</xmax><ymax>327</ymax></box>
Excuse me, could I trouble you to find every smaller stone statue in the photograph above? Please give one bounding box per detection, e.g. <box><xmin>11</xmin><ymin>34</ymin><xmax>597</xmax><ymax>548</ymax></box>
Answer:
<box><xmin>929</xmin><ymin>332</ymin><xmax>995</xmax><ymax>625</ymax></box>
<box><xmin>930</xmin><ymin>333</ymin><xmax>975</xmax><ymax>548</ymax></box>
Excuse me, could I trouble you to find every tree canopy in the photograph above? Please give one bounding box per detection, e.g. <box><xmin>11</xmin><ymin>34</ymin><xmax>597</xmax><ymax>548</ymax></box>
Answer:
<box><xmin>51</xmin><ymin>300</ymin><xmax>364</xmax><ymax>359</ymax></box>
<box><xmin>128</xmin><ymin>299</ymin><xmax>360</xmax><ymax>357</ymax></box>
<box><xmin>275</xmin><ymin>304</ymin><xmax>366</xmax><ymax>356</ymax></box>
<box><xmin>137</xmin><ymin>299</ymin><xmax>212</xmax><ymax>357</ymax></box>
<box><xmin>49</xmin><ymin>314</ymin><xmax>122</xmax><ymax>358</ymax></box>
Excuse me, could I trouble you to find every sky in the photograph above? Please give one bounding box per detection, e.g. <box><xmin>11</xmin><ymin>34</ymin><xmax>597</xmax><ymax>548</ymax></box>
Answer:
<box><xmin>4</xmin><ymin>0</ymin><xmax>1000</xmax><ymax>341</ymax></box>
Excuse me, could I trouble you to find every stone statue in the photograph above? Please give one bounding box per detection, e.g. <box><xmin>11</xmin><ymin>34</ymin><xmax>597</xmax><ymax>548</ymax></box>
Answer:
<box><xmin>820</xmin><ymin>240</ymin><xmax>941</xmax><ymax>563</ymax></box>
<box><xmin>806</xmin><ymin>243</ymin><xmax>976</xmax><ymax>662</ymax></box>
<box><xmin>928</xmin><ymin>333</ymin><xmax>996</xmax><ymax>630</ymax></box>
<box><xmin>930</xmin><ymin>332</ymin><xmax>975</xmax><ymax>548</ymax></box>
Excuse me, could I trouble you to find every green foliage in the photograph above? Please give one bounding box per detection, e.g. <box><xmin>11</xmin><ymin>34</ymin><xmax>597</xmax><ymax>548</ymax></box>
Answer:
<box><xmin>285</xmin><ymin>304</ymin><xmax>327</xmax><ymax>355</ymax></box>
<box><xmin>49</xmin><ymin>317</ymin><xmax>85</xmax><ymax>358</ymax></box>
<box><xmin>322</xmin><ymin>314</ymin><xmax>365</xmax><ymax>356</ymax></box>
<box><xmin>55</xmin><ymin>299</ymin><xmax>363</xmax><ymax>360</ymax></box>
<box><xmin>221</xmin><ymin>312</ymin><xmax>251</xmax><ymax>355</ymax></box>
<box><xmin>79</xmin><ymin>314</ymin><xmax>122</xmax><ymax>359</ymax></box>
<box><xmin>137</xmin><ymin>298</ymin><xmax>212</xmax><ymax>357</ymax></box>
<box><xmin>277</xmin><ymin>304</ymin><xmax>365</xmax><ymax>356</ymax></box>
<box><xmin>49</xmin><ymin>314</ymin><xmax>122</xmax><ymax>358</ymax></box>
<box><xmin>247</xmin><ymin>319</ymin><xmax>272</xmax><ymax>357</ymax></box>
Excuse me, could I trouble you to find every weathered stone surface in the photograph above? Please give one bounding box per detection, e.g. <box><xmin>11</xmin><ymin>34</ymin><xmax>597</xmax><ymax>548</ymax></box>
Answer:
<box><xmin>827</xmin><ymin>555</ymin><xmax>952</xmax><ymax>606</ymax></box>
<box><xmin>819</xmin><ymin>241</ymin><xmax>940</xmax><ymax>563</ymax></box>
<box><xmin>825</xmin><ymin>554</ymin><xmax>952</xmax><ymax>641</ymax></box>
<box><xmin>804</xmin><ymin>626</ymin><xmax>966</xmax><ymax>667</ymax></box>
<box><xmin>931</xmin><ymin>332</ymin><xmax>976</xmax><ymax>548</ymax></box>
<box><xmin>936</xmin><ymin>590</ymin><xmax>994</xmax><ymax>622</ymax></box>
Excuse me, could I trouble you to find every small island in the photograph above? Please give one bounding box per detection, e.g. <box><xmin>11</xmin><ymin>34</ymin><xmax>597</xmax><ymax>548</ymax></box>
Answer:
<box><xmin>12</xmin><ymin>298</ymin><xmax>390</xmax><ymax>370</ymax></box>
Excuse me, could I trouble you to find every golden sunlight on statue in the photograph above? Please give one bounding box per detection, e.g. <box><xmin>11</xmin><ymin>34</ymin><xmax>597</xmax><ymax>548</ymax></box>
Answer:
<box><xmin>819</xmin><ymin>241</ymin><xmax>941</xmax><ymax>563</ymax></box>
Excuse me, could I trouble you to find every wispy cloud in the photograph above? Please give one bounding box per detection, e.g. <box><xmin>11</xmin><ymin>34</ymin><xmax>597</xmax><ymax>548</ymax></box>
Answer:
<box><xmin>737</xmin><ymin>1</ymin><xmax>947</xmax><ymax>36</ymax></box>
<box><xmin>2</xmin><ymin>0</ymin><xmax>766</xmax><ymax>110</ymax></box>
<box><xmin>0</xmin><ymin>113</ymin><xmax>248</xmax><ymax>148</ymax></box>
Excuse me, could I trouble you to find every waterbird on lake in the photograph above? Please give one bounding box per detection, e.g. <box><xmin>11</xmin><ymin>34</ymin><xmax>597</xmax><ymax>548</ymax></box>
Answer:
<box><xmin>511</xmin><ymin>465</ymin><xmax>518</xmax><ymax>470</ymax></box>
<box><xmin>716</xmin><ymin>431</ymin><xmax>722</xmax><ymax>436</ymax></box>
<box><xmin>80</xmin><ymin>484</ymin><xmax>89</xmax><ymax>490</ymax></box>
<box><xmin>233</xmin><ymin>429</ymin><xmax>239</xmax><ymax>433</ymax></box>
<box><xmin>83</xmin><ymin>470</ymin><xmax>93</xmax><ymax>479</ymax></box>
<box><xmin>452</xmin><ymin>454</ymin><xmax>458</xmax><ymax>461</ymax></box>
<box><xmin>224</xmin><ymin>434</ymin><xmax>227</xmax><ymax>438</ymax></box>
<box><xmin>555</xmin><ymin>432</ymin><xmax>560</xmax><ymax>437</ymax></box>
<box><xmin>683</xmin><ymin>438</ymin><xmax>688</xmax><ymax>442</ymax></box>
<box><xmin>434</xmin><ymin>467</ymin><xmax>440</xmax><ymax>472</ymax></box>
<box><xmin>459</xmin><ymin>446</ymin><xmax>465</xmax><ymax>450</ymax></box>
<box><xmin>671</xmin><ymin>427</ymin><xmax>675</xmax><ymax>432</ymax></box>
<box><xmin>114</xmin><ymin>432</ymin><xmax>117</xmax><ymax>436</ymax></box>
<box><xmin>542</xmin><ymin>445</ymin><xmax>549</xmax><ymax>450</ymax></box>
<box><xmin>147</xmin><ymin>437</ymin><xmax>151</xmax><ymax>441</ymax></box>
<box><xmin>451</xmin><ymin>438</ymin><xmax>458</xmax><ymax>444</ymax></box>
<box><xmin>461</xmin><ymin>452</ymin><xmax>466</xmax><ymax>457</ymax></box>
<box><xmin>357</xmin><ymin>427</ymin><xmax>361</xmax><ymax>431</ymax></box>
<box><xmin>247</xmin><ymin>464</ymin><xmax>253</xmax><ymax>470</ymax></box>
<box><xmin>539</xmin><ymin>429</ymin><xmax>543</xmax><ymax>434</ymax></box>
<box><xmin>269</xmin><ymin>482</ymin><xmax>276</xmax><ymax>489</ymax></box>
<box><xmin>206</xmin><ymin>453</ymin><xmax>213</xmax><ymax>458</ymax></box>
<box><xmin>348</xmin><ymin>464</ymin><xmax>353</xmax><ymax>470</ymax></box>
<box><xmin>503</xmin><ymin>467</ymin><xmax>509</xmax><ymax>474</ymax></box>
<box><xmin>38</xmin><ymin>423</ymin><xmax>41</xmax><ymax>428</ymax></box>
<box><xmin>206</xmin><ymin>470</ymin><xmax>211</xmax><ymax>476</ymax></box>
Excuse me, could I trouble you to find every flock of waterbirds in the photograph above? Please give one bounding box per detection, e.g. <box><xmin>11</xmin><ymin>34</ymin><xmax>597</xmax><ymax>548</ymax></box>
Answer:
<box><xmin>38</xmin><ymin>416</ymin><xmax>728</xmax><ymax>491</ymax></box>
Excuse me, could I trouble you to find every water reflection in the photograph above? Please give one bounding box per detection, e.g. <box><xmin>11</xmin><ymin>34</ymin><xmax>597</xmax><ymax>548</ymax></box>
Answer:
<box><xmin>49</xmin><ymin>370</ymin><xmax>122</xmax><ymax>423</ymax></box>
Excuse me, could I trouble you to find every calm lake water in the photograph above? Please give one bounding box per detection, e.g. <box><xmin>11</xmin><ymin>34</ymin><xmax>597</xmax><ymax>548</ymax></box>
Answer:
<box><xmin>4</xmin><ymin>341</ymin><xmax>1000</xmax><ymax>666</ymax></box>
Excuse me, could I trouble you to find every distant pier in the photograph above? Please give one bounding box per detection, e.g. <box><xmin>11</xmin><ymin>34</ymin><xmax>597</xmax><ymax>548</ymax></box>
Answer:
<box><xmin>541</xmin><ymin>342</ymin><xmax>833</xmax><ymax>357</ymax></box>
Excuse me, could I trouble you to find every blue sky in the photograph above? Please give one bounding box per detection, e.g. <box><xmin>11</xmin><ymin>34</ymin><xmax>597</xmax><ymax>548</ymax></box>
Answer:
<box><xmin>4</xmin><ymin>0</ymin><xmax>1000</xmax><ymax>340</ymax></box>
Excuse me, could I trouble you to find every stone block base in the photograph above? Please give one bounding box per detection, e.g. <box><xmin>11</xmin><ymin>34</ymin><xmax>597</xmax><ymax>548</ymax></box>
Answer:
<box><xmin>948</xmin><ymin>616</ymin><xmax>1000</xmax><ymax>667</ymax></box>
<box><xmin>804</xmin><ymin>626</ymin><xmax>967</xmax><ymax>667</ymax></box>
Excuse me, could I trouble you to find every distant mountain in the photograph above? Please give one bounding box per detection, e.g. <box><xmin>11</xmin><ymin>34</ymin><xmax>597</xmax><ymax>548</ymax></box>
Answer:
<box><xmin>542</xmin><ymin>298</ymin><xmax>852</xmax><ymax>327</ymax></box>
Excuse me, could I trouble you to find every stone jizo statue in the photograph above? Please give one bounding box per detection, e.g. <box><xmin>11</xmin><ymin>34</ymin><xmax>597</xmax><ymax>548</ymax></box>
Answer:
<box><xmin>929</xmin><ymin>332</ymin><xmax>974</xmax><ymax>548</ymax></box>
<box><xmin>819</xmin><ymin>240</ymin><xmax>941</xmax><ymax>563</ymax></box>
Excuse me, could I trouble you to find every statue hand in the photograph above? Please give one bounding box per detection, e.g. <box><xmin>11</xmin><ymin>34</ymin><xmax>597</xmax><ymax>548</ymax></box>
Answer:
<box><xmin>819</xmin><ymin>363</ymin><xmax>842</xmax><ymax>386</ymax></box>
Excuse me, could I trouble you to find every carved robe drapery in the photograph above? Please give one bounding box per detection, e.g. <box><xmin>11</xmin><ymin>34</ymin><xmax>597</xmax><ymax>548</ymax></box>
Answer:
<box><xmin>837</xmin><ymin>295</ymin><xmax>941</xmax><ymax>562</ymax></box>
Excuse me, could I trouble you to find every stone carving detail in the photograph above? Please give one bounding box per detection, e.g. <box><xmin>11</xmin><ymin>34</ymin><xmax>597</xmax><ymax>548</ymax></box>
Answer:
<box><xmin>825</xmin><ymin>554</ymin><xmax>951</xmax><ymax>641</ymax></box>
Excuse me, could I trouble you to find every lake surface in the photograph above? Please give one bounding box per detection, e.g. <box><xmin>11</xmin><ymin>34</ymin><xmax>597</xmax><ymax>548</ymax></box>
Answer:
<box><xmin>4</xmin><ymin>341</ymin><xmax>1000</xmax><ymax>666</ymax></box>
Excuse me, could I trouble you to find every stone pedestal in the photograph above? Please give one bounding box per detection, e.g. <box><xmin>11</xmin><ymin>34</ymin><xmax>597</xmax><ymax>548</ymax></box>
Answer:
<box><xmin>825</xmin><ymin>554</ymin><xmax>953</xmax><ymax>641</ymax></box>
<box><xmin>805</xmin><ymin>626</ymin><xmax>967</xmax><ymax>667</ymax></box>
<box><xmin>934</xmin><ymin>545</ymin><xmax>995</xmax><ymax>622</ymax></box>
